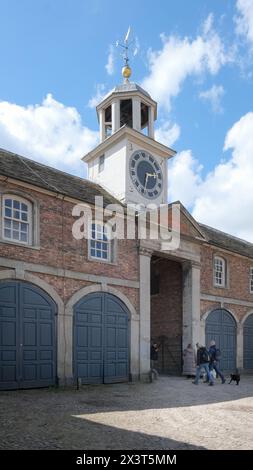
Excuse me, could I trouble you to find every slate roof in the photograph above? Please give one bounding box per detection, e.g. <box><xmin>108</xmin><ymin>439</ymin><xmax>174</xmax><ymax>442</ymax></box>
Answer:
<box><xmin>112</xmin><ymin>82</ymin><xmax>152</xmax><ymax>98</ymax></box>
<box><xmin>1</xmin><ymin>148</ymin><xmax>253</xmax><ymax>259</ymax></box>
<box><xmin>200</xmin><ymin>223</ymin><xmax>253</xmax><ymax>259</ymax></box>
<box><xmin>0</xmin><ymin>148</ymin><xmax>122</xmax><ymax>207</ymax></box>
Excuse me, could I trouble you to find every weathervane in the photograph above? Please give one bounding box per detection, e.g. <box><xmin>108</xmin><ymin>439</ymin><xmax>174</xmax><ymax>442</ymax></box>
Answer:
<box><xmin>116</xmin><ymin>27</ymin><xmax>138</xmax><ymax>82</ymax></box>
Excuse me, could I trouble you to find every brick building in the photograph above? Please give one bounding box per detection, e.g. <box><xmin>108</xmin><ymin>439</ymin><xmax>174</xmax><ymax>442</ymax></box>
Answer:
<box><xmin>0</xmin><ymin>70</ymin><xmax>253</xmax><ymax>390</ymax></box>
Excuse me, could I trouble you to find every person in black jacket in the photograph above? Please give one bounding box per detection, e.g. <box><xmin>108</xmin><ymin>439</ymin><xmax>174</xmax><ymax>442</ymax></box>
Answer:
<box><xmin>209</xmin><ymin>340</ymin><xmax>226</xmax><ymax>384</ymax></box>
<box><xmin>192</xmin><ymin>343</ymin><xmax>214</xmax><ymax>386</ymax></box>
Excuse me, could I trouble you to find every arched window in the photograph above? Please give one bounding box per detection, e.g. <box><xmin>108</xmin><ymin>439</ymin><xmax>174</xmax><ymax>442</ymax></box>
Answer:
<box><xmin>214</xmin><ymin>256</ymin><xmax>226</xmax><ymax>287</ymax></box>
<box><xmin>2</xmin><ymin>195</ymin><xmax>32</xmax><ymax>245</ymax></box>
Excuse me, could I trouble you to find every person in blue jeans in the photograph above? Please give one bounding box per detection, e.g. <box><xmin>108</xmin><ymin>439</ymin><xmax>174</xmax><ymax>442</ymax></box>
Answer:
<box><xmin>208</xmin><ymin>340</ymin><xmax>226</xmax><ymax>384</ymax></box>
<box><xmin>192</xmin><ymin>343</ymin><xmax>214</xmax><ymax>386</ymax></box>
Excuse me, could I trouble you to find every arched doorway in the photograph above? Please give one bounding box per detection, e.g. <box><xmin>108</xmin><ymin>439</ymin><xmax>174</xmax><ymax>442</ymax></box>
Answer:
<box><xmin>0</xmin><ymin>280</ymin><xmax>57</xmax><ymax>390</ymax></box>
<box><xmin>243</xmin><ymin>314</ymin><xmax>253</xmax><ymax>370</ymax></box>
<box><xmin>73</xmin><ymin>292</ymin><xmax>129</xmax><ymax>384</ymax></box>
<box><xmin>205</xmin><ymin>308</ymin><xmax>236</xmax><ymax>371</ymax></box>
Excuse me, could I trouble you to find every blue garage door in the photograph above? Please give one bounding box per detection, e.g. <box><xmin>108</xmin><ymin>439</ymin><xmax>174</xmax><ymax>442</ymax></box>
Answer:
<box><xmin>74</xmin><ymin>292</ymin><xmax>129</xmax><ymax>384</ymax></box>
<box><xmin>205</xmin><ymin>309</ymin><xmax>236</xmax><ymax>371</ymax></box>
<box><xmin>0</xmin><ymin>281</ymin><xmax>56</xmax><ymax>390</ymax></box>
<box><xmin>244</xmin><ymin>314</ymin><xmax>253</xmax><ymax>370</ymax></box>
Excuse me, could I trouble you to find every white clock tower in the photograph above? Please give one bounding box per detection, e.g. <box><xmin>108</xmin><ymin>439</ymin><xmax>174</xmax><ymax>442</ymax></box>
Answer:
<box><xmin>82</xmin><ymin>45</ymin><xmax>176</xmax><ymax>207</ymax></box>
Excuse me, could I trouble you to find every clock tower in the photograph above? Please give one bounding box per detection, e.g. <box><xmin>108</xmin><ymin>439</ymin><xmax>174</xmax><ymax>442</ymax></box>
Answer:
<box><xmin>82</xmin><ymin>50</ymin><xmax>176</xmax><ymax>207</ymax></box>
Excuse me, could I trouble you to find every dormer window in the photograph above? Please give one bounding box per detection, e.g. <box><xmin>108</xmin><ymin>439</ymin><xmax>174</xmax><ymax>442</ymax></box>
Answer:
<box><xmin>214</xmin><ymin>256</ymin><xmax>226</xmax><ymax>287</ymax></box>
<box><xmin>2</xmin><ymin>195</ymin><xmax>32</xmax><ymax>245</ymax></box>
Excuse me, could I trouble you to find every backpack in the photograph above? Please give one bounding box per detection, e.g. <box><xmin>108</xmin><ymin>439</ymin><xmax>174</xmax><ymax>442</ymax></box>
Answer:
<box><xmin>200</xmin><ymin>347</ymin><xmax>210</xmax><ymax>363</ymax></box>
<box><xmin>214</xmin><ymin>348</ymin><xmax>221</xmax><ymax>361</ymax></box>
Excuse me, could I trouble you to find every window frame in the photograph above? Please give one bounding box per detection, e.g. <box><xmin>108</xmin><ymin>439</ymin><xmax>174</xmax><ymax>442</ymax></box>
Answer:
<box><xmin>250</xmin><ymin>267</ymin><xmax>253</xmax><ymax>294</ymax></box>
<box><xmin>88</xmin><ymin>221</ymin><xmax>113</xmax><ymax>263</ymax></box>
<box><xmin>2</xmin><ymin>195</ymin><xmax>33</xmax><ymax>246</ymax></box>
<box><xmin>213</xmin><ymin>255</ymin><xmax>226</xmax><ymax>288</ymax></box>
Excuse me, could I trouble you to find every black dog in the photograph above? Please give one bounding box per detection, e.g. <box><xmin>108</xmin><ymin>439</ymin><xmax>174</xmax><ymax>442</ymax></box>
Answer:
<box><xmin>229</xmin><ymin>369</ymin><xmax>240</xmax><ymax>385</ymax></box>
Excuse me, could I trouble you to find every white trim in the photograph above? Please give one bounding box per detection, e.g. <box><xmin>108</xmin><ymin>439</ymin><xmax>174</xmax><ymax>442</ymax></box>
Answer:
<box><xmin>213</xmin><ymin>255</ymin><xmax>226</xmax><ymax>287</ymax></box>
<box><xmin>2</xmin><ymin>194</ymin><xmax>32</xmax><ymax>245</ymax></box>
<box><xmin>88</xmin><ymin>221</ymin><xmax>112</xmax><ymax>263</ymax></box>
<box><xmin>241</xmin><ymin>310</ymin><xmax>253</xmax><ymax>325</ymax></box>
<box><xmin>0</xmin><ymin>271</ymin><xmax>66</xmax><ymax>384</ymax></box>
<box><xmin>65</xmin><ymin>283</ymin><xmax>138</xmax><ymax>320</ymax></box>
<box><xmin>201</xmin><ymin>293</ymin><xmax>253</xmax><ymax>308</ymax></box>
<box><xmin>0</xmin><ymin>256</ymin><xmax>139</xmax><ymax>288</ymax></box>
<box><xmin>65</xmin><ymin>284</ymin><xmax>139</xmax><ymax>381</ymax></box>
<box><xmin>201</xmin><ymin>306</ymin><xmax>239</xmax><ymax>324</ymax></box>
<box><xmin>0</xmin><ymin>189</ymin><xmax>40</xmax><ymax>248</ymax></box>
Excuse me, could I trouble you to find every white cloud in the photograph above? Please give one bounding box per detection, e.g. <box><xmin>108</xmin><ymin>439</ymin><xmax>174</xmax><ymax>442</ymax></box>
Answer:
<box><xmin>155</xmin><ymin>121</ymin><xmax>180</xmax><ymax>147</ymax></box>
<box><xmin>199</xmin><ymin>84</ymin><xmax>225</xmax><ymax>113</ymax></box>
<box><xmin>235</xmin><ymin>0</ymin><xmax>253</xmax><ymax>50</ymax></box>
<box><xmin>168</xmin><ymin>150</ymin><xmax>203</xmax><ymax>207</ymax></box>
<box><xmin>142</xmin><ymin>15</ymin><xmax>230</xmax><ymax>110</ymax></box>
<box><xmin>105</xmin><ymin>45</ymin><xmax>115</xmax><ymax>75</ymax></box>
<box><xmin>0</xmin><ymin>94</ymin><xmax>99</xmax><ymax>174</ymax></box>
<box><xmin>88</xmin><ymin>83</ymin><xmax>106</xmax><ymax>108</ymax></box>
<box><xmin>168</xmin><ymin>112</ymin><xmax>253</xmax><ymax>241</ymax></box>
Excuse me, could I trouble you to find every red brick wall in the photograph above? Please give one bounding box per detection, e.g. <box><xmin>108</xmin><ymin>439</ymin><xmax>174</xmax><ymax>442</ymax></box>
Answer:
<box><xmin>200</xmin><ymin>300</ymin><xmax>248</xmax><ymax>323</ymax></box>
<box><xmin>151</xmin><ymin>258</ymin><xmax>182</xmax><ymax>374</ymax></box>
<box><xmin>201</xmin><ymin>244</ymin><xmax>253</xmax><ymax>303</ymax></box>
<box><xmin>0</xmin><ymin>181</ymin><xmax>138</xmax><ymax>282</ymax></box>
<box><xmin>26</xmin><ymin>272</ymin><xmax>139</xmax><ymax>312</ymax></box>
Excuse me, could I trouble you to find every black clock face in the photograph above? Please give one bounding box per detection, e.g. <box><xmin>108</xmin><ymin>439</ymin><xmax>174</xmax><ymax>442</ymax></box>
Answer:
<box><xmin>129</xmin><ymin>150</ymin><xmax>163</xmax><ymax>199</ymax></box>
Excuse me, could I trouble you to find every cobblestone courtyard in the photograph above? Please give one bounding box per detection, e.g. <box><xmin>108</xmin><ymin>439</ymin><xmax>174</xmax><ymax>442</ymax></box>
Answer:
<box><xmin>0</xmin><ymin>376</ymin><xmax>253</xmax><ymax>450</ymax></box>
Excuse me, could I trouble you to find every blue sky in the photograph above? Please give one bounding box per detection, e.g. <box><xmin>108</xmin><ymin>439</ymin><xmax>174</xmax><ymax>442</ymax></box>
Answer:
<box><xmin>0</xmin><ymin>0</ymin><xmax>253</xmax><ymax>240</ymax></box>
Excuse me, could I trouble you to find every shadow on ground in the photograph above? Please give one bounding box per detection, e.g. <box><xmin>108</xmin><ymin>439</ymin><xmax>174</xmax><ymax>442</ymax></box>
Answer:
<box><xmin>0</xmin><ymin>376</ymin><xmax>252</xmax><ymax>449</ymax></box>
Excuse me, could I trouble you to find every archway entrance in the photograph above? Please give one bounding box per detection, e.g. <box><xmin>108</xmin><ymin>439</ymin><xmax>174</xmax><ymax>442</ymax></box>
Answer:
<box><xmin>0</xmin><ymin>280</ymin><xmax>57</xmax><ymax>390</ymax></box>
<box><xmin>205</xmin><ymin>308</ymin><xmax>236</xmax><ymax>371</ymax></box>
<box><xmin>73</xmin><ymin>292</ymin><xmax>129</xmax><ymax>384</ymax></box>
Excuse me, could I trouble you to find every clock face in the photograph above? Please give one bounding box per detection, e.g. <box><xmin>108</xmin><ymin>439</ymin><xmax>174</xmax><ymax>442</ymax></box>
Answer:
<box><xmin>129</xmin><ymin>150</ymin><xmax>163</xmax><ymax>199</ymax></box>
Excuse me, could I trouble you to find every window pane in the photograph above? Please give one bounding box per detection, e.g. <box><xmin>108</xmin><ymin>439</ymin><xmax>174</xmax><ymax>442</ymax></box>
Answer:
<box><xmin>21</xmin><ymin>223</ymin><xmax>28</xmax><ymax>232</ymax></box>
<box><xmin>13</xmin><ymin>200</ymin><xmax>20</xmax><ymax>209</ymax></box>
<box><xmin>4</xmin><ymin>219</ymin><xmax>11</xmax><ymax>228</ymax></box>
<box><xmin>97</xmin><ymin>242</ymin><xmax>102</xmax><ymax>249</ymax></box>
<box><xmin>13</xmin><ymin>221</ymin><xmax>19</xmax><ymax>230</ymax></box>
<box><xmin>4</xmin><ymin>229</ymin><xmax>11</xmax><ymax>238</ymax></box>
<box><xmin>21</xmin><ymin>212</ymin><xmax>28</xmax><ymax>221</ymax></box>
<box><xmin>5</xmin><ymin>199</ymin><xmax>12</xmax><ymax>207</ymax></box>
<box><xmin>91</xmin><ymin>248</ymin><xmax>96</xmax><ymax>257</ymax></box>
<box><xmin>102</xmin><ymin>251</ymin><xmax>108</xmax><ymax>259</ymax></box>
<box><xmin>13</xmin><ymin>231</ymin><xmax>19</xmax><ymax>240</ymax></box>
<box><xmin>14</xmin><ymin>210</ymin><xmax>20</xmax><ymax>219</ymax></box>
<box><xmin>20</xmin><ymin>232</ymin><xmax>28</xmax><ymax>242</ymax></box>
<box><xmin>5</xmin><ymin>208</ymin><xmax>12</xmax><ymax>217</ymax></box>
<box><xmin>102</xmin><ymin>243</ymin><xmax>107</xmax><ymax>250</ymax></box>
<box><xmin>90</xmin><ymin>240</ymin><xmax>95</xmax><ymax>248</ymax></box>
<box><xmin>21</xmin><ymin>203</ymin><xmax>28</xmax><ymax>211</ymax></box>
<box><xmin>96</xmin><ymin>251</ymin><xmax>101</xmax><ymax>258</ymax></box>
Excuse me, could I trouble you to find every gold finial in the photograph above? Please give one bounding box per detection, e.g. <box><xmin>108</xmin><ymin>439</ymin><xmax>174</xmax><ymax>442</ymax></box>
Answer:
<box><xmin>116</xmin><ymin>26</ymin><xmax>132</xmax><ymax>83</ymax></box>
<box><xmin>122</xmin><ymin>64</ymin><xmax>132</xmax><ymax>80</ymax></box>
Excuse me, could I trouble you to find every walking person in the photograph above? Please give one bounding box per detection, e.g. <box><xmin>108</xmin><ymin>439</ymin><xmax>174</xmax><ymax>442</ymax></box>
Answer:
<box><xmin>150</xmin><ymin>341</ymin><xmax>159</xmax><ymax>380</ymax></box>
<box><xmin>182</xmin><ymin>343</ymin><xmax>196</xmax><ymax>378</ymax></box>
<box><xmin>192</xmin><ymin>343</ymin><xmax>214</xmax><ymax>386</ymax></box>
<box><xmin>209</xmin><ymin>340</ymin><xmax>226</xmax><ymax>384</ymax></box>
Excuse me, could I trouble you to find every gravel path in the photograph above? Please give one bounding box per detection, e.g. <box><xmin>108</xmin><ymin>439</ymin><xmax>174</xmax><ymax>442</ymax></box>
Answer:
<box><xmin>0</xmin><ymin>376</ymin><xmax>253</xmax><ymax>450</ymax></box>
